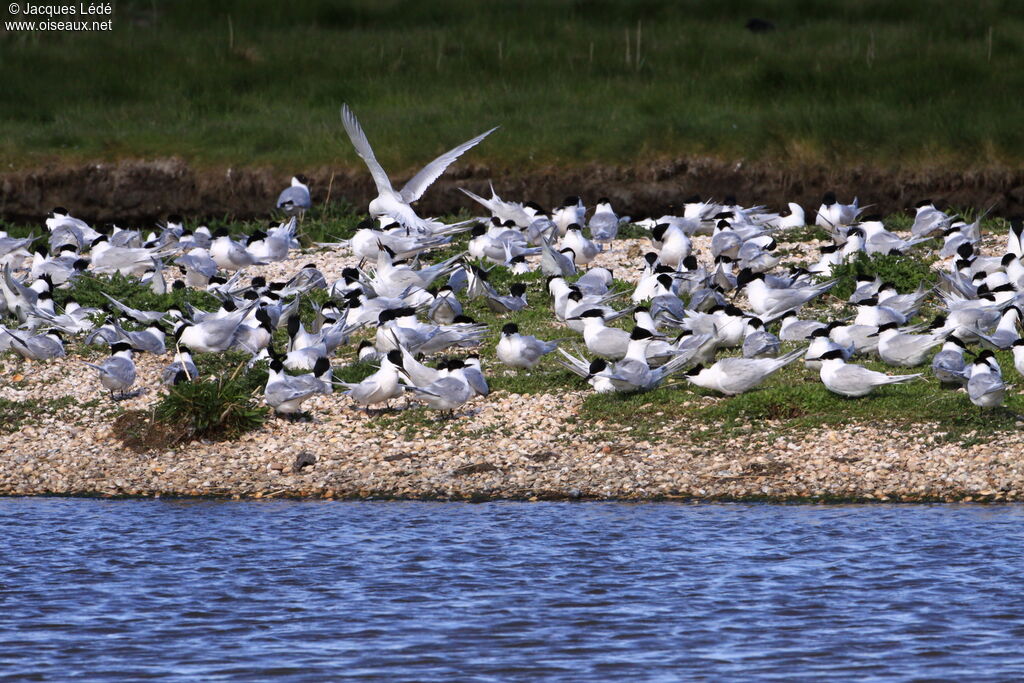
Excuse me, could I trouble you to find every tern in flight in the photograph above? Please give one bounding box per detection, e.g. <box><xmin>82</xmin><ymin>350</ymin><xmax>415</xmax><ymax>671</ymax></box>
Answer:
<box><xmin>340</xmin><ymin>103</ymin><xmax>497</xmax><ymax>231</ymax></box>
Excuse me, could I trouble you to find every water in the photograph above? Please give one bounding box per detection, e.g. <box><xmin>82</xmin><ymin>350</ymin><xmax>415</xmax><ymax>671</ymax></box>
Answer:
<box><xmin>2</xmin><ymin>499</ymin><xmax>1024</xmax><ymax>681</ymax></box>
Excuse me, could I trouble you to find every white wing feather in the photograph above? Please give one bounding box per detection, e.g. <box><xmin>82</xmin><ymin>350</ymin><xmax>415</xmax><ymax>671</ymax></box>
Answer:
<box><xmin>400</xmin><ymin>126</ymin><xmax>499</xmax><ymax>203</ymax></box>
<box><xmin>340</xmin><ymin>104</ymin><xmax>395</xmax><ymax>195</ymax></box>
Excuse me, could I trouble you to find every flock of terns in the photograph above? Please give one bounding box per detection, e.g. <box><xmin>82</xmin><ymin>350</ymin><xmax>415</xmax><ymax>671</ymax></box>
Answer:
<box><xmin>2</xmin><ymin>104</ymin><xmax>1023</xmax><ymax>421</ymax></box>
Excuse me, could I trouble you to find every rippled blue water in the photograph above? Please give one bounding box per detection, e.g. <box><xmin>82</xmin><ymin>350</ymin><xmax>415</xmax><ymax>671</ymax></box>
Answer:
<box><xmin>2</xmin><ymin>499</ymin><xmax>1024</xmax><ymax>680</ymax></box>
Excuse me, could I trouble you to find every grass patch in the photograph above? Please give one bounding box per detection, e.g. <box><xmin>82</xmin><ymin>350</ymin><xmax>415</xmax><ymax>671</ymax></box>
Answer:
<box><xmin>0</xmin><ymin>396</ymin><xmax>96</xmax><ymax>433</ymax></box>
<box><xmin>827</xmin><ymin>251</ymin><xmax>938</xmax><ymax>299</ymax></box>
<box><xmin>148</xmin><ymin>362</ymin><xmax>267</xmax><ymax>444</ymax></box>
<box><xmin>55</xmin><ymin>271</ymin><xmax>220</xmax><ymax>317</ymax></box>
<box><xmin>577</xmin><ymin>352</ymin><xmax>1024</xmax><ymax>447</ymax></box>
<box><xmin>777</xmin><ymin>224</ymin><xmax>831</xmax><ymax>243</ymax></box>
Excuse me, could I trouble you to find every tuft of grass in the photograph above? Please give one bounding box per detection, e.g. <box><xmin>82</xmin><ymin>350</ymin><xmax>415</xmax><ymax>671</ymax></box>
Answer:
<box><xmin>777</xmin><ymin>224</ymin><xmax>831</xmax><ymax>243</ymax></box>
<box><xmin>151</xmin><ymin>362</ymin><xmax>268</xmax><ymax>442</ymax></box>
<box><xmin>55</xmin><ymin>271</ymin><xmax>219</xmax><ymax>318</ymax></box>
<box><xmin>827</xmin><ymin>251</ymin><xmax>938</xmax><ymax>300</ymax></box>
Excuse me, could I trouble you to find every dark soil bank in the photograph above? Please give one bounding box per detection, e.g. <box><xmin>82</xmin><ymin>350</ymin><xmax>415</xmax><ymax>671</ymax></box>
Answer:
<box><xmin>2</xmin><ymin>158</ymin><xmax>1024</xmax><ymax>223</ymax></box>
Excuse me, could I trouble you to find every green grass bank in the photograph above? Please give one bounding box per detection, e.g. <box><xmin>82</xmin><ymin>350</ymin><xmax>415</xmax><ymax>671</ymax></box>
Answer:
<box><xmin>2</xmin><ymin>0</ymin><xmax>1024</xmax><ymax>172</ymax></box>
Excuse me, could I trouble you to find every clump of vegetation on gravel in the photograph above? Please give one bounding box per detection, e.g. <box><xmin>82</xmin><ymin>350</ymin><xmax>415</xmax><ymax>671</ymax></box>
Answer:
<box><xmin>114</xmin><ymin>360</ymin><xmax>268</xmax><ymax>451</ymax></box>
<box><xmin>827</xmin><ymin>251</ymin><xmax>938</xmax><ymax>300</ymax></box>
<box><xmin>55</xmin><ymin>272</ymin><xmax>220</xmax><ymax>316</ymax></box>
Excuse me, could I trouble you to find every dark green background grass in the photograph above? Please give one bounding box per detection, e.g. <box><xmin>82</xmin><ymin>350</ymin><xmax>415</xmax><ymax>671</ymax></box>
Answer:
<box><xmin>2</xmin><ymin>0</ymin><xmax>1023</xmax><ymax>170</ymax></box>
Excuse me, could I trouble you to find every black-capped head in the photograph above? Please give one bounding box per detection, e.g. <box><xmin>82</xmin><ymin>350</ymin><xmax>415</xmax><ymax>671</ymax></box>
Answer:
<box><xmin>685</xmin><ymin>363</ymin><xmax>705</xmax><ymax>376</ymax></box>
<box><xmin>821</xmin><ymin>191</ymin><xmax>837</xmax><ymax>206</ymax></box>
<box><xmin>579</xmin><ymin>308</ymin><xmax>606</xmax><ymax>319</ymax></box>
<box><xmin>747</xmin><ymin>317</ymin><xmax>764</xmax><ymax>330</ymax></box>
<box><xmin>501</xmin><ymin>322</ymin><xmax>519</xmax><ymax>335</ymax></box>
<box><xmin>735</xmin><ymin>268</ymin><xmax>759</xmax><ymax>288</ymax></box>
<box><xmin>471</xmin><ymin>224</ymin><xmax>487</xmax><ymax>237</ymax></box>
<box><xmin>856</xmin><ymin>296</ymin><xmax>879</xmax><ymax>306</ymax></box>
<box><xmin>630</xmin><ymin>326</ymin><xmax>653</xmax><ymax>341</ymax></box>
<box><xmin>656</xmin><ymin>273</ymin><xmax>674</xmax><ymax>289</ymax></box>
<box><xmin>651</xmin><ymin>223</ymin><xmax>670</xmax><ymax>242</ymax></box>
<box><xmin>723</xmin><ymin>304</ymin><xmax>745</xmax><ymax>317</ymax></box>
<box><xmin>110</xmin><ymin>341</ymin><xmax>132</xmax><ymax>354</ymax></box>
<box><xmin>562</xmin><ymin>196</ymin><xmax>581</xmax><ymax>207</ymax></box>
<box><xmin>957</xmin><ymin>242</ymin><xmax>975</xmax><ymax>258</ymax></box>
<box><xmin>453</xmin><ymin>315</ymin><xmax>476</xmax><ymax>324</ymax></box>
<box><xmin>386</xmin><ymin>349</ymin><xmax>403</xmax><ymax>366</ymax></box>
<box><xmin>270</xmin><ymin>358</ymin><xmax>285</xmax><ymax>372</ymax></box>
<box><xmin>313</xmin><ymin>357</ymin><xmax>331</xmax><ymax>376</ymax></box>
<box><xmin>682</xmin><ymin>255</ymin><xmax>698</xmax><ymax>271</ymax></box>
<box><xmin>587</xmin><ymin>358</ymin><xmax>608</xmax><ymax>375</ymax></box>
<box><xmin>810</xmin><ymin>327</ymin><xmax>830</xmax><ymax>338</ymax></box>
<box><xmin>877</xmin><ymin>321</ymin><xmax>899</xmax><ymax>332</ymax></box>
<box><xmin>644</xmin><ymin>252</ymin><xmax>659</xmax><ymax>266</ymax></box>
<box><xmin>256</xmin><ymin>307</ymin><xmax>273</xmax><ymax>329</ymax></box>
<box><xmin>820</xmin><ymin>349</ymin><xmax>846</xmax><ymax>361</ymax></box>
<box><xmin>509</xmin><ymin>282</ymin><xmax>527</xmax><ymax>297</ymax></box>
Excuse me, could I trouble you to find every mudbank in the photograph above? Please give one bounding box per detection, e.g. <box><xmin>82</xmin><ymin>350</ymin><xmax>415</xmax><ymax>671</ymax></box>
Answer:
<box><xmin>2</xmin><ymin>158</ymin><xmax>1023</xmax><ymax>223</ymax></box>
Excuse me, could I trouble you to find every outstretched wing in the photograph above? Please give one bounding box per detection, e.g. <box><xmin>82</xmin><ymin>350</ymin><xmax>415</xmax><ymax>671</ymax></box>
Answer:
<box><xmin>340</xmin><ymin>104</ymin><xmax>394</xmax><ymax>195</ymax></box>
<box><xmin>400</xmin><ymin>126</ymin><xmax>499</xmax><ymax>203</ymax></box>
